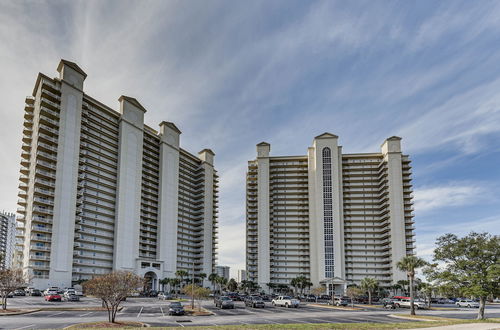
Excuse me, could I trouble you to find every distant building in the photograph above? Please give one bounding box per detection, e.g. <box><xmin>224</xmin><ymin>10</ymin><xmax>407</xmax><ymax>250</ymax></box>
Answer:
<box><xmin>237</xmin><ymin>269</ymin><xmax>247</xmax><ymax>283</ymax></box>
<box><xmin>0</xmin><ymin>211</ymin><xmax>16</xmax><ymax>269</ymax></box>
<box><xmin>15</xmin><ymin>59</ymin><xmax>219</xmax><ymax>289</ymax></box>
<box><xmin>246</xmin><ymin>134</ymin><xmax>415</xmax><ymax>295</ymax></box>
<box><xmin>216</xmin><ymin>265</ymin><xmax>230</xmax><ymax>280</ymax></box>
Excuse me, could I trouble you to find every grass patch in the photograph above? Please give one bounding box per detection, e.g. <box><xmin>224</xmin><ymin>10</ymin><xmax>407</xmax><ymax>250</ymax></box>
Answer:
<box><xmin>139</xmin><ymin>318</ymin><xmax>500</xmax><ymax>329</ymax></box>
<box><xmin>65</xmin><ymin>321</ymin><xmax>147</xmax><ymax>329</ymax></box>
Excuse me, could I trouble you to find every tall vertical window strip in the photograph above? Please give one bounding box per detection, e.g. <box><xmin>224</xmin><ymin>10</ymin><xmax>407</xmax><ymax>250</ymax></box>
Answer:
<box><xmin>322</xmin><ymin>147</ymin><xmax>334</xmax><ymax>278</ymax></box>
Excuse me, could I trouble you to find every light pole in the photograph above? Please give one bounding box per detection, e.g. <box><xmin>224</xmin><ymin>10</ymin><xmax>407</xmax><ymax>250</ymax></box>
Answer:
<box><xmin>191</xmin><ymin>261</ymin><xmax>195</xmax><ymax>309</ymax></box>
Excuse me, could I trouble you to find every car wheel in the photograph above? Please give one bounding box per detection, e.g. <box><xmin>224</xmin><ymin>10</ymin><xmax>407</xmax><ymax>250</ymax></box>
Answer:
<box><xmin>415</xmin><ymin>305</ymin><xmax>419</xmax><ymax>310</ymax></box>
<box><xmin>468</xmin><ymin>305</ymin><xmax>471</xmax><ymax>308</ymax></box>
<box><xmin>285</xmin><ymin>303</ymin><xmax>289</xmax><ymax>308</ymax></box>
<box><xmin>272</xmin><ymin>302</ymin><xmax>275</xmax><ymax>306</ymax></box>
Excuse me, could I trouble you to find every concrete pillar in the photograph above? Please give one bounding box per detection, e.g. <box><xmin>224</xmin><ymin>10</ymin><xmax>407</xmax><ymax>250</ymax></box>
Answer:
<box><xmin>48</xmin><ymin>60</ymin><xmax>86</xmax><ymax>288</ymax></box>
<box><xmin>308</xmin><ymin>133</ymin><xmax>345</xmax><ymax>286</ymax></box>
<box><xmin>113</xmin><ymin>96</ymin><xmax>145</xmax><ymax>271</ymax></box>
<box><xmin>381</xmin><ymin>136</ymin><xmax>407</xmax><ymax>283</ymax></box>
<box><xmin>157</xmin><ymin>122</ymin><xmax>181</xmax><ymax>279</ymax></box>
<box><xmin>256</xmin><ymin>142</ymin><xmax>270</xmax><ymax>287</ymax></box>
<box><xmin>199</xmin><ymin>149</ymin><xmax>215</xmax><ymax>279</ymax></box>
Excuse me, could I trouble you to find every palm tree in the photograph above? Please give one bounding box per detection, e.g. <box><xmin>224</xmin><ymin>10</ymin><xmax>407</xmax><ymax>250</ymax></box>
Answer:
<box><xmin>227</xmin><ymin>278</ymin><xmax>238</xmax><ymax>292</ymax></box>
<box><xmin>175</xmin><ymin>270</ymin><xmax>189</xmax><ymax>286</ymax></box>
<box><xmin>266</xmin><ymin>282</ymin><xmax>275</xmax><ymax>294</ymax></box>
<box><xmin>360</xmin><ymin>278</ymin><xmax>378</xmax><ymax>305</ymax></box>
<box><xmin>160</xmin><ymin>278</ymin><xmax>171</xmax><ymax>292</ymax></box>
<box><xmin>397</xmin><ymin>280</ymin><xmax>409</xmax><ymax>295</ymax></box>
<box><xmin>397</xmin><ymin>256</ymin><xmax>428</xmax><ymax>316</ymax></box>
<box><xmin>170</xmin><ymin>278</ymin><xmax>181</xmax><ymax>297</ymax></box>
<box><xmin>392</xmin><ymin>283</ymin><xmax>402</xmax><ymax>296</ymax></box>
<box><xmin>419</xmin><ymin>282</ymin><xmax>434</xmax><ymax>309</ymax></box>
<box><xmin>208</xmin><ymin>273</ymin><xmax>218</xmax><ymax>292</ymax></box>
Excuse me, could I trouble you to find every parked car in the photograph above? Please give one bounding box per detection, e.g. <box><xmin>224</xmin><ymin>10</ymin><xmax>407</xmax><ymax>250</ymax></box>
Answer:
<box><xmin>245</xmin><ymin>296</ymin><xmax>265</xmax><ymax>308</ymax></box>
<box><xmin>30</xmin><ymin>289</ymin><xmax>42</xmax><ymax>297</ymax></box>
<box><xmin>227</xmin><ymin>293</ymin><xmax>241</xmax><ymax>301</ymax></box>
<box><xmin>305</xmin><ymin>294</ymin><xmax>316</xmax><ymax>302</ymax></box>
<box><xmin>383</xmin><ymin>298</ymin><xmax>398</xmax><ymax>309</ymax></box>
<box><xmin>64</xmin><ymin>293</ymin><xmax>80</xmax><ymax>301</ymax></box>
<box><xmin>396</xmin><ymin>298</ymin><xmax>427</xmax><ymax>309</ymax></box>
<box><xmin>319</xmin><ymin>294</ymin><xmax>331</xmax><ymax>301</ymax></box>
<box><xmin>456</xmin><ymin>299</ymin><xmax>479</xmax><ymax>308</ymax></box>
<box><xmin>331</xmin><ymin>297</ymin><xmax>349</xmax><ymax>307</ymax></box>
<box><xmin>14</xmin><ymin>289</ymin><xmax>26</xmax><ymax>296</ymax></box>
<box><xmin>168</xmin><ymin>302</ymin><xmax>185</xmax><ymax>316</ymax></box>
<box><xmin>215</xmin><ymin>296</ymin><xmax>235</xmax><ymax>309</ymax></box>
<box><xmin>272</xmin><ymin>296</ymin><xmax>300</xmax><ymax>308</ymax></box>
<box><xmin>493</xmin><ymin>298</ymin><xmax>500</xmax><ymax>303</ymax></box>
<box><xmin>44</xmin><ymin>287</ymin><xmax>60</xmax><ymax>295</ymax></box>
<box><xmin>158</xmin><ymin>292</ymin><xmax>173</xmax><ymax>300</ymax></box>
<box><xmin>44</xmin><ymin>293</ymin><xmax>62</xmax><ymax>302</ymax></box>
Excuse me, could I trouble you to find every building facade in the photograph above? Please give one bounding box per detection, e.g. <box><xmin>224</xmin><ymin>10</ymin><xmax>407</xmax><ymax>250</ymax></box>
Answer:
<box><xmin>15</xmin><ymin>60</ymin><xmax>218</xmax><ymax>289</ymax></box>
<box><xmin>246</xmin><ymin>133</ymin><xmax>415</xmax><ymax>294</ymax></box>
<box><xmin>215</xmin><ymin>265</ymin><xmax>230</xmax><ymax>281</ymax></box>
<box><xmin>1</xmin><ymin>211</ymin><xmax>16</xmax><ymax>269</ymax></box>
<box><xmin>237</xmin><ymin>269</ymin><xmax>247</xmax><ymax>283</ymax></box>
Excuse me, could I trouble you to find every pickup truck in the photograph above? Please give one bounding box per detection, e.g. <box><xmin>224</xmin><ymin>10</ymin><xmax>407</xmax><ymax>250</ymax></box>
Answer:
<box><xmin>271</xmin><ymin>296</ymin><xmax>300</xmax><ymax>308</ymax></box>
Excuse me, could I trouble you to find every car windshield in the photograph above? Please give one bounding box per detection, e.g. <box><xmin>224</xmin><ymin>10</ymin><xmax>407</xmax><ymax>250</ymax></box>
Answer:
<box><xmin>170</xmin><ymin>302</ymin><xmax>182</xmax><ymax>307</ymax></box>
<box><xmin>252</xmin><ymin>297</ymin><xmax>263</xmax><ymax>301</ymax></box>
<box><xmin>282</xmin><ymin>296</ymin><xmax>291</xmax><ymax>299</ymax></box>
<box><xmin>221</xmin><ymin>297</ymin><xmax>231</xmax><ymax>301</ymax></box>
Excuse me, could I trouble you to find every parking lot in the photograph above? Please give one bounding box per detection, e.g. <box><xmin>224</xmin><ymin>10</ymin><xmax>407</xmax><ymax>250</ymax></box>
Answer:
<box><xmin>2</xmin><ymin>297</ymin><xmax>500</xmax><ymax>329</ymax></box>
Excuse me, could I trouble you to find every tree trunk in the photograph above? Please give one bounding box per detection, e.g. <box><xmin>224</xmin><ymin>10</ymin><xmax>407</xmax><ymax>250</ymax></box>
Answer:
<box><xmin>368</xmin><ymin>291</ymin><xmax>372</xmax><ymax>305</ymax></box>
<box><xmin>2</xmin><ymin>296</ymin><xmax>7</xmax><ymax>310</ymax></box>
<box><xmin>427</xmin><ymin>294</ymin><xmax>431</xmax><ymax>309</ymax></box>
<box><xmin>409</xmin><ymin>276</ymin><xmax>415</xmax><ymax>316</ymax></box>
<box><xmin>477</xmin><ymin>296</ymin><xmax>486</xmax><ymax>320</ymax></box>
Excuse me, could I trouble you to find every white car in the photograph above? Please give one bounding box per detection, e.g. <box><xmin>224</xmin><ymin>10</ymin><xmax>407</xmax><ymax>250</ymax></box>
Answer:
<box><xmin>456</xmin><ymin>299</ymin><xmax>479</xmax><ymax>308</ymax></box>
<box><xmin>493</xmin><ymin>298</ymin><xmax>500</xmax><ymax>303</ymax></box>
<box><xmin>396</xmin><ymin>298</ymin><xmax>427</xmax><ymax>309</ymax></box>
<box><xmin>271</xmin><ymin>296</ymin><xmax>300</xmax><ymax>308</ymax></box>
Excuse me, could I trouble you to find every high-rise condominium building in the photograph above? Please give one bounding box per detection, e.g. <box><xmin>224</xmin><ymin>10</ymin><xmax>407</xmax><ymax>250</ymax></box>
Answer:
<box><xmin>1</xmin><ymin>211</ymin><xmax>16</xmax><ymax>269</ymax></box>
<box><xmin>15</xmin><ymin>59</ymin><xmax>219</xmax><ymax>290</ymax></box>
<box><xmin>246</xmin><ymin>133</ymin><xmax>415</xmax><ymax>294</ymax></box>
<box><xmin>237</xmin><ymin>269</ymin><xmax>247</xmax><ymax>283</ymax></box>
<box><xmin>215</xmin><ymin>265</ymin><xmax>230</xmax><ymax>280</ymax></box>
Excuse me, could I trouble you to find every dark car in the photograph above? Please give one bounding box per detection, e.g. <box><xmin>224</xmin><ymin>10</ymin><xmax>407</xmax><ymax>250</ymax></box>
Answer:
<box><xmin>306</xmin><ymin>295</ymin><xmax>317</xmax><ymax>302</ymax></box>
<box><xmin>245</xmin><ymin>296</ymin><xmax>265</xmax><ymax>308</ymax></box>
<box><xmin>227</xmin><ymin>293</ymin><xmax>241</xmax><ymax>301</ymax></box>
<box><xmin>14</xmin><ymin>289</ymin><xmax>26</xmax><ymax>296</ymax></box>
<box><xmin>261</xmin><ymin>295</ymin><xmax>271</xmax><ymax>302</ymax></box>
<box><xmin>215</xmin><ymin>296</ymin><xmax>235</xmax><ymax>309</ymax></box>
<box><xmin>168</xmin><ymin>302</ymin><xmax>185</xmax><ymax>316</ymax></box>
<box><xmin>30</xmin><ymin>289</ymin><xmax>42</xmax><ymax>297</ymax></box>
<box><xmin>319</xmin><ymin>294</ymin><xmax>331</xmax><ymax>301</ymax></box>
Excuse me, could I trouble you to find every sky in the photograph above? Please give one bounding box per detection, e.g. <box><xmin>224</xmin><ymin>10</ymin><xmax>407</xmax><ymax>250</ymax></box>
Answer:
<box><xmin>1</xmin><ymin>0</ymin><xmax>499</xmax><ymax>279</ymax></box>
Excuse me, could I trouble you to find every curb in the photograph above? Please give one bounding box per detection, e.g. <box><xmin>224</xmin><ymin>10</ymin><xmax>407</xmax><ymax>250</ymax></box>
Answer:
<box><xmin>307</xmin><ymin>303</ymin><xmax>362</xmax><ymax>311</ymax></box>
<box><xmin>0</xmin><ymin>309</ymin><xmax>41</xmax><ymax>316</ymax></box>
<box><xmin>389</xmin><ymin>314</ymin><xmax>439</xmax><ymax>322</ymax></box>
<box><xmin>64</xmin><ymin>321</ymin><xmax>149</xmax><ymax>329</ymax></box>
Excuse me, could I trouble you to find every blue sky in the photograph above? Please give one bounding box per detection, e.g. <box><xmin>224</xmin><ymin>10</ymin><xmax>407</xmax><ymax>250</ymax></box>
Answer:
<box><xmin>0</xmin><ymin>0</ymin><xmax>499</xmax><ymax>277</ymax></box>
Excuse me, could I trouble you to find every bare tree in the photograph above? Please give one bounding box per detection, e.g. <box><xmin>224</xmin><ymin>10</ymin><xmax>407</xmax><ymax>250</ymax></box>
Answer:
<box><xmin>0</xmin><ymin>268</ymin><xmax>28</xmax><ymax>310</ymax></box>
<box><xmin>182</xmin><ymin>284</ymin><xmax>211</xmax><ymax>311</ymax></box>
<box><xmin>346</xmin><ymin>287</ymin><xmax>363</xmax><ymax>307</ymax></box>
<box><xmin>84</xmin><ymin>271</ymin><xmax>143</xmax><ymax>323</ymax></box>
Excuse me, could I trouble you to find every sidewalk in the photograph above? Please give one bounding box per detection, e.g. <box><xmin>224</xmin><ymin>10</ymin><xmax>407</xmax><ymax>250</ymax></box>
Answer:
<box><xmin>409</xmin><ymin>323</ymin><xmax>500</xmax><ymax>330</ymax></box>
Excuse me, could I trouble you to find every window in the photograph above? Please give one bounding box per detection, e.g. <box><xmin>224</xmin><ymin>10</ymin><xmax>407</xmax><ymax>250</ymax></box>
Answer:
<box><xmin>322</xmin><ymin>147</ymin><xmax>334</xmax><ymax>278</ymax></box>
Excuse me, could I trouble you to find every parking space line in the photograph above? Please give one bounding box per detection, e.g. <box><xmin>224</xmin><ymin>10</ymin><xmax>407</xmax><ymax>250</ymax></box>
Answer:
<box><xmin>263</xmin><ymin>319</ymin><xmax>280</xmax><ymax>324</ymax></box>
<box><xmin>160</xmin><ymin>306</ymin><xmax>165</xmax><ymax>317</ymax></box>
<box><xmin>79</xmin><ymin>312</ymin><xmax>93</xmax><ymax>317</ymax></box>
<box><xmin>137</xmin><ymin>306</ymin><xmax>143</xmax><ymax>318</ymax></box>
<box><xmin>47</xmin><ymin>311</ymin><xmax>66</xmax><ymax>317</ymax></box>
<box><xmin>14</xmin><ymin>324</ymin><xmax>36</xmax><ymax>330</ymax></box>
<box><xmin>312</xmin><ymin>318</ymin><xmax>334</xmax><ymax>323</ymax></box>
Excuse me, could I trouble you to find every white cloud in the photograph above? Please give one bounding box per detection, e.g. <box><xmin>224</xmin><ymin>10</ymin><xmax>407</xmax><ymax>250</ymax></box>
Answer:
<box><xmin>413</xmin><ymin>182</ymin><xmax>488</xmax><ymax>213</ymax></box>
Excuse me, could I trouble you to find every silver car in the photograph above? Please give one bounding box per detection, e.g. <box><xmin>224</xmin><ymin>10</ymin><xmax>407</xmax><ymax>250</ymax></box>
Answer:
<box><xmin>456</xmin><ymin>299</ymin><xmax>479</xmax><ymax>308</ymax></box>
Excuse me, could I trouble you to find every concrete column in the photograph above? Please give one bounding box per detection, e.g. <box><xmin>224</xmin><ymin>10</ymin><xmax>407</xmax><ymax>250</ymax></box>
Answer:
<box><xmin>309</xmin><ymin>133</ymin><xmax>345</xmax><ymax>286</ymax></box>
<box><xmin>381</xmin><ymin>136</ymin><xmax>407</xmax><ymax>283</ymax></box>
<box><xmin>48</xmin><ymin>60</ymin><xmax>86</xmax><ymax>288</ymax></box>
<box><xmin>113</xmin><ymin>96</ymin><xmax>146</xmax><ymax>271</ymax></box>
<box><xmin>157</xmin><ymin>122</ymin><xmax>181</xmax><ymax>279</ymax></box>
<box><xmin>256</xmin><ymin>142</ymin><xmax>270</xmax><ymax>287</ymax></box>
<box><xmin>199</xmin><ymin>149</ymin><xmax>215</xmax><ymax>280</ymax></box>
